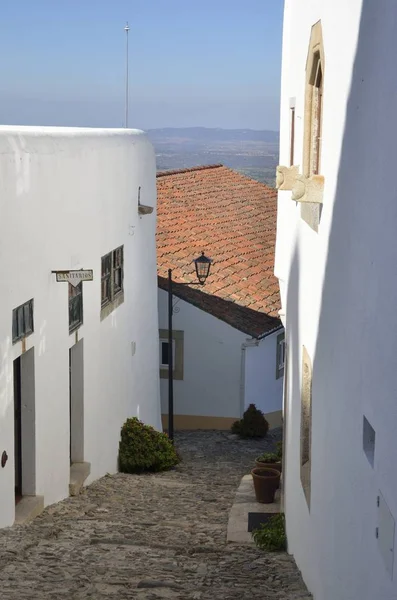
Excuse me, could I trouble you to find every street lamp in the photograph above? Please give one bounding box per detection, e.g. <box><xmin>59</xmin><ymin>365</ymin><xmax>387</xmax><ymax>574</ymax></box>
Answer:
<box><xmin>168</xmin><ymin>251</ymin><xmax>212</xmax><ymax>442</ymax></box>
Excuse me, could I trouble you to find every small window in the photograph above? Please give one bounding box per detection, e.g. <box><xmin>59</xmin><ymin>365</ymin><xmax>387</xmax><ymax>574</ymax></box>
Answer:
<box><xmin>101</xmin><ymin>245</ymin><xmax>124</xmax><ymax>317</ymax></box>
<box><xmin>363</xmin><ymin>416</ymin><xmax>375</xmax><ymax>467</ymax></box>
<box><xmin>276</xmin><ymin>332</ymin><xmax>285</xmax><ymax>379</ymax></box>
<box><xmin>101</xmin><ymin>252</ymin><xmax>112</xmax><ymax>307</ymax></box>
<box><xmin>159</xmin><ymin>339</ymin><xmax>175</xmax><ymax>369</ymax></box>
<box><xmin>113</xmin><ymin>246</ymin><xmax>124</xmax><ymax>296</ymax></box>
<box><xmin>159</xmin><ymin>329</ymin><xmax>184</xmax><ymax>380</ymax></box>
<box><xmin>12</xmin><ymin>299</ymin><xmax>34</xmax><ymax>344</ymax></box>
<box><xmin>309</xmin><ymin>53</ymin><xmax>323</xmax><ymax>175</ymax></box>
<box><xmin>69</xmin><ymin>282</ymin><xmax>83</xmax><ymax>333</ymax></box>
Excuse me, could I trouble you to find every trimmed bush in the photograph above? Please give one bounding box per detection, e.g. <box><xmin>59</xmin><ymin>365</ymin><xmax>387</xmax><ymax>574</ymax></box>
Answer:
<box><xmin>231</xmin><ymin>404</ymin><xmax>269</xmax><ymax>438</ymax></box>
<box><xmin>118</xmin><ymin>417</ymin><xmax>179</xmax><ymax>473</ymax></box>
<box><xmin>252</xmin><ymin>513</ymin><xmax>287</xmax><ymax>551</ymax></box>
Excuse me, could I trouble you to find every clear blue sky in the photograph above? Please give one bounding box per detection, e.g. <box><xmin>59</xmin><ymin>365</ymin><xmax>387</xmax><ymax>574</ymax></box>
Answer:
<box><xmin>0</xmin><ymin>0</ymin><xmax>284</xmax><ymax>130</ymax></box>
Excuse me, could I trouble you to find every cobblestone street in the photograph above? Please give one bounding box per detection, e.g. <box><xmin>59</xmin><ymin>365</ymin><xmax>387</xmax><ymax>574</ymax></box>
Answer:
<box><xmin>0</xmin><ymin>431</ymin><xmax>310</xmax><ymax>599</ymax></box>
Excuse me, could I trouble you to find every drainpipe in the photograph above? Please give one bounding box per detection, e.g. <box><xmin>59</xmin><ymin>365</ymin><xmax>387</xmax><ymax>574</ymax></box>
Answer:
<box><xmin>240</xmin><ymin>338</ymin><xmax>259</xmax><ymax>416</ymax></box>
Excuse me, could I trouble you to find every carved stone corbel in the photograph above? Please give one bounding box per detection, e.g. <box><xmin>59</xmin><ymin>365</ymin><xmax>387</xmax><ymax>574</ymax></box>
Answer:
<box><xmin>292</xmin><ymin>174</ymin><xmax>324</xmax><ymax>204</ymax></box>
<box><xmin>276</xmin><ymin>165</ymin><xmax>299</xmax><ymax>191</ymax></box>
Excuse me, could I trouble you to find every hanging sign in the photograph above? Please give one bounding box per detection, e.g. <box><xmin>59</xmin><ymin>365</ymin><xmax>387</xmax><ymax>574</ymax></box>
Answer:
<box><xmin>52</xmin><ymin>270</ymin><xmax>93</xmax><ymax>287</ymax></box>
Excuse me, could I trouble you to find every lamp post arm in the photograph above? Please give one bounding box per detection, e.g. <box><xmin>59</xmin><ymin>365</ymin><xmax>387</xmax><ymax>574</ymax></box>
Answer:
<box><xmin>170</xmin><ymin>281</ymin><xmax>205</xmax><ymax>286</ymax></box>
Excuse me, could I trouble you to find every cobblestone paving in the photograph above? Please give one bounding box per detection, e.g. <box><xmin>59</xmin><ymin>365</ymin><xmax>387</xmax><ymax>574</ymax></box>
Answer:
<box><xmin>0</xmin><ymin>430</ymin><xmax>311</xmax><ymax>599</ymax></box>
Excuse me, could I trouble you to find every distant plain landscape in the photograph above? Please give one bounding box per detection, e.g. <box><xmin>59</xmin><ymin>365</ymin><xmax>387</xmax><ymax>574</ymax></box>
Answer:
<box><xmin>147</xmin><ymin>127</ymin><xmax>279</xmax><ymax>188</ymax></box>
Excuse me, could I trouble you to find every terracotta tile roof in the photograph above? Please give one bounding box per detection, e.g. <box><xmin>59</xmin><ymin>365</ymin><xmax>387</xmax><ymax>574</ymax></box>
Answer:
<box><xmin>156</xmin><ymin>165</ymin><xmax>281</xmax><ymax>338</ymax></box>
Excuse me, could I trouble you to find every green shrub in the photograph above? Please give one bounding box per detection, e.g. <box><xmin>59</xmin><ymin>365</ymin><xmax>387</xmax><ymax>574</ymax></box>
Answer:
<box><xmin>231</xmin><ymin>404</ymin><xmax>269</xmax><ymax>438</ymax></box>
<box><xmin>118</xmin><ymin>417</ymin><xmax>179</xmax><ymax>473</ymax></box>
<box><xmin>252</xmin><ymin>513</ymin><xmax>287</xmax><ymax>551</ymax></box>
<box><xmin>231</xmin><ymin>420</ymin><xmax>242</xmax><ymax>435</ymax></box>
<box><xmin>257</xmin><ymin>452</ymin><xmax>280</xmax><ymax>463</ymax></box>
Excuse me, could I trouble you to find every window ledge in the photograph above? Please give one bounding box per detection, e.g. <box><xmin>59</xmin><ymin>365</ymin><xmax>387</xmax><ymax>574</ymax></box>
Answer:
<box><xmin>292</xmin><ymin>174</ymin><xmax>324</xmax><ymax>204</ymax></box>
<box><xmin>100</xmin><ymin>292</ymin><xmax>124</xmax><ymax>321</ymax></box>
<box><xmin>276</xmin><ymin>165</ymin><xmax>299</xmax><ymax>191</ymax></box>
<box><xmin>69</xmin><ymin>323</ymin><xmax>83</xmax><ymax>336</ymax></box>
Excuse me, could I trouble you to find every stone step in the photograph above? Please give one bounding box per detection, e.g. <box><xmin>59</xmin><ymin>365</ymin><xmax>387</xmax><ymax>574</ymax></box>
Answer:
<box><xmin>14</xmin><ymin>495</ymin><xmax>44</xmax><ymax>525</ymax></box>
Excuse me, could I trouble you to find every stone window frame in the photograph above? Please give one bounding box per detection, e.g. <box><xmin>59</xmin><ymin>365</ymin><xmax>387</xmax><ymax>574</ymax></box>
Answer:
<box><xmin>289</xmin><ymin>98</ymin><xmax>296</xmax><ymax>167</ymax></box>
<box><xmin>159</xmin><ymin>329</ymin><xmax>184</xmax><ymax>380</ymax></box>
<box><xmin>301</xmin><ymin>20</ymin><xmax>325</xmax><ymax>231</ymax></box>
<box><xmin>276</xmin><ymin>332</ymin><xmax>285</xmax><ymax>380</ymax></box>
<box><xmin>303</xmin><ymin>20</ymin><xmax>325</xmax><ymax>178</ymax></box>
<box><xmin>300</xmin><ymin>346</ymin><xmax>313</xmax><ymax>509</ymax></box>
<box><xmin>100</xmin><ymin>246</ymin><xmax>124</xmax><ymax>321</ymax></box>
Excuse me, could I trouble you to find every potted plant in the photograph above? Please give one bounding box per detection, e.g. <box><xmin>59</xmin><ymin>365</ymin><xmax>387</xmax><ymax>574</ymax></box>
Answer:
<box><xmin>251</xmin><ymin>467</ymin><xmax>280</xmax><ymax>504</ymax></box>
<box><xmin>255</xmin><ymin>452</ymin><xmax>282</xmax><ymax>472</ymax></box>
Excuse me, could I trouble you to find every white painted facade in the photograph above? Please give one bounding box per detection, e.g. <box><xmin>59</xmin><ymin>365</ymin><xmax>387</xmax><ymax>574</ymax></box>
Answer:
<box><xmin>243</xmin><ymin>333</ymin><xmax>283</xmax><ymax>417</ymax></box>
<box><xmin>0</xmin><ymin>126</ymin><xmax>161</xmax><ymax>529</ymax></box>
<box><xmin>158</xmin><ymin>289</ymin><xmax>283</xmax><ymax>425</ymax></box>
<box><xmin>276</xmin><ymin>2</ymin><xmax>397</xmax><ymax>598</ymax></box>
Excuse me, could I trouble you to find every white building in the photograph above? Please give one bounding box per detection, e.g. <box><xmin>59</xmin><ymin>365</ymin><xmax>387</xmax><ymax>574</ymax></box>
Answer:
<box><xmin>0</xmin><ymin>126</ymin><xmax>161</xmax><ymax>529</ymax></box>
<box><xmin>157</xmin><ymin>165</ymin><xmax>284</xmax><ymax>430</ymax></box>
<box><xmin>276</xmin><ymin>2</ymin><xmax>397</xmax><ymax>598</ymax></box>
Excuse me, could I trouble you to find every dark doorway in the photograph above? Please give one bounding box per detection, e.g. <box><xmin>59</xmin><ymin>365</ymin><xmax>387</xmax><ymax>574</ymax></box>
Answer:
<box><xmin>69</xmin><ymin>340</ymin><xmax>84</xmax><ymax>466</ymax></box>
<box><xmin>13</xmin><ymin>348</ymin><xmax>36</xmax><ymax>504</ymax></box>
<box><xmin>13</xmin><ymin>357</ymin><xmax>22</xmax><ymax>503</ymax></box>
<box><xmin>69</xmin><ymin>348</ymin><xmax>72</xmax><ymax>465</ymax></box>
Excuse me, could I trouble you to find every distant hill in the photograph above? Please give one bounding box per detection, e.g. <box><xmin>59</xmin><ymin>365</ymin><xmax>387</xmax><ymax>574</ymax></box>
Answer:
<box><xmin>148</xmin><ymin>127</ymin><xmax>279</xmax><ymax>188</ymax></box>
<box><xmin>147</xmin><ymin>127</ymin><xmax>279</xmax><ymax>144</ymax></box>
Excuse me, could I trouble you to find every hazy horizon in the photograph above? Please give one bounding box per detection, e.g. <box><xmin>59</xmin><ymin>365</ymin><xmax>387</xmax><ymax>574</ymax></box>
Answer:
<box><xmin>0</xmin><ymin>0</ymin><xmax>283</xmax><ymax>131</ymax></box>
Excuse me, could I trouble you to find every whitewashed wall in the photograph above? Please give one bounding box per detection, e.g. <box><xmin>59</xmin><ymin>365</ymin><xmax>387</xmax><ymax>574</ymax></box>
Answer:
<box><xmin>158</xmin><ymin>289</ymin><xmax>283</xmax><ymax>424</ymax></box>
<box><xmin>244</xmin><ymin>330</ymin><xmax>283</xmax><ymax>420</ymax></box>
<box><xmin>276</xmin><ymin>1</ymin><xmax>397</xmax><ymax>598</ymax></box>
<box><xmin>0</xmin><ymin>126</ymin><xmax>161</xmax><ymax>528</ymax></box>
<box><xmin>158</xmin><ymin>289</ymin><xmax>245</xmax><ymax>419</ymax></box>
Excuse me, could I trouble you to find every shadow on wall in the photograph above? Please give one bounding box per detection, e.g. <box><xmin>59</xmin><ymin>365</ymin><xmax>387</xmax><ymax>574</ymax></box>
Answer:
<box><xmin>158</xmin><ymin>275</ymin><xmax>280</xmax><ymax>338</ymax></box>
<box><xmin>284</xmin><ymin>242</ymin><xmax>302</xmax><ymax>521</ymax></box>
<box><xmin>290</xmin><ymin>1</ymin><xmax>397</xmax><ymax>598</ymax></box>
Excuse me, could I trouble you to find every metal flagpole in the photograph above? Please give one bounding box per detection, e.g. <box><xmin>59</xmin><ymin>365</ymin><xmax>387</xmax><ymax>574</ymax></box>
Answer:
<box><xmin>124</xmin><ymin>22</ymin><xmax>130</xmax><ymax>128</ymax></box>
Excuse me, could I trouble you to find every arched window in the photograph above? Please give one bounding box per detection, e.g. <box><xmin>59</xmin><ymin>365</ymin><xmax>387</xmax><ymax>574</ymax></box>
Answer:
<box><xmin>308</xmin><ymin>52</ymin><xmax>323</xmax><ymax>175</ymax></box>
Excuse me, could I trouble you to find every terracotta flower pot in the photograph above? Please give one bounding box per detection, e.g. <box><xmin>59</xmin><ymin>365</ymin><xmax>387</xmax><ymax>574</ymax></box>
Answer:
<box><xmin>251</xmin><ymin>467</ymin><xmax>280</xmax><ymax>504</ymax></box>
<box><xmin>255</xmin><ymin>458</ymin><xmax>282</xmax><ymax>473</ymax></box>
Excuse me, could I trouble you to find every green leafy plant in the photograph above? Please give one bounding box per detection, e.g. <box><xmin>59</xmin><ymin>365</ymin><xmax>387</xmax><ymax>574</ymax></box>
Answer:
<box><xmin>118</xmin><ymin>417</ymin><xmax>179</xmax><ymax>473</ymax></box>
<box><xmin>275</xmin><ymin>441</ymin><xmax>283</xmax><ymax>460</ymax></box>
<box><xmin>252</xmin><ymin>513</ymin><xmax>287</xmax><ymax>551</ymax></box>
<box><xmin>231</xmin><ymin>404</ymin><xmax>269</xmax><ymax>438</ymax></box>
<box><xmin>257</xmin><ymin>452</ymin><xmax>280</xmax><ymax>464</ymax></box>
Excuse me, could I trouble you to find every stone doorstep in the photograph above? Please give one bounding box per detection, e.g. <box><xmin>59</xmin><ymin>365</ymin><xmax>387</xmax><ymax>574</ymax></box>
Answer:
<box><xmin>69</xmin><ymin>462</ymin><xmax>91</xmax><ymax>497</ymax></box>
<box><xmin>14</xmin><ymin>495</ymin><xmax>44</xmax><ymax>525</ymax></box>
<box><xmin>227</xmin><ymin>474</ymin><xmax>281</xmax><ymax>545</ymax></box>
